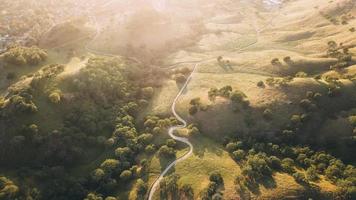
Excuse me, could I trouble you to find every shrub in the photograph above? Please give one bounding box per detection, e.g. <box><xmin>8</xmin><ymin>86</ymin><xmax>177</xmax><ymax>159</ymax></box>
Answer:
<box><xmin>263</xmin><ymin>109</ymin><xmax>273</xmax><ymax>120</ymax></box>
<box><xmin>190</xmin><ymin>98</ymin><xmax>201</xmax><ymax>106</ymax></box>
<box><xmin>299</xmin><ymin>99</ymin><xmax>313</xmax><ymax>110</ymax></box>
<box><xmin>257</xmin><ymin>81</ymin><xmax>265</xmax><ymax>87</ymax></box>
<box><xmin>180</xmin><ymin>184</ymin><xmax>194</xmax><ymax>200</ymax></box>
<box><xmin>114</xmin><ymin>147</ymin><xmax>132</xmax><ymax>160</ymax></box>
<box><xmin>230</xmin><ymin>90</ymin><xmax>247</xmax><ymax>103</ymax></box>
<box><xmin>306</xmin><ymin>166</ymin><xmax>319</xmax><ymax>181</ymax></box>
<box><xmin>166</xmin><ymin>139</ymin><xmax>176</xmax><ymax>148</ymax></box>
<box><xmin>100</xmin><ymin>159</ymin><xmax>120</xmax><ymax>173</ymax></box>
<box><xmin>92</xmin><ymin>168</ymin><xmax>105</xmax><ymax>182</ymax></box>
<box><xmin>295</xmin><ymin>71</ymin><xmax>308</xmax><ymax>78</ymax></box>
<box><xmin>232</xmin><ymin>150</ymin><xmax>245</xmax><ymax>161</ymax></box>
<box><xmin>290</xmin><ymin>115</ymin><xmax>302</xmax><ymax>125</ymax></box>
<box><xmin>105</xmin><ymin>197</ymin><xmax>117</xmax><ymax>200</ymax></box>
<box><xmin>271</xmin><ymin>58</ymin><xmax>281</xmax><ymax>65</ymax></box>
<box><xmin>174</xmin><ymin>73</ymin><xmax>187</xmax><ymax>84</ymax></box>
<box><xmin>119</xmin><ymin>170</ymin><xmax>132</xmax><ymax>180</ymax></box>
<box><xmin>158</xmin><ymin>145</ymin><xmax>176</xmax><ymax>158</ymax></box>
<box><xmin>189</xmin><ymin>127</ymin><xmax>200</xmax><ymax>135</ymax></box>
<box><xmin>281</xmin><ymin>158</ymin><xmax>295</xmax><ymax>174</ymax></box>
<box><xmin>189</xmin><ymin>105</ymin><xmax>198</xmax><ymax>115</ymax></box>
<box><xmin>209</xmin><ymin>171</ymin><xmax>224</xmax><ymax>185</ymax></box>
<box><xmin>136</xmin><ymin>179</ymin><xmax>147</xmax><ymax>198</ymax></box>
<box><xmin>105</xmin><ymin>138</ymin><xmax>115</xmax><ymax>147</ymax></box>
<box><xmin>145</xmin><ymin>145</ymin><xmax>156</xmax><ymax>154</ymax></box>
<box><xmin>269</xmin><ymin>156</ymin><xmax>282</xmax><ymax>170</ymax></box>
<box><xmin>226</xmin><ymin>142</ymin><xmax>239</xmax><ymax>152</ymax></box>
<box><xmin>313</xmin><ymin>93</ymin><xmax>322</xmax><ymax>101</ymax></box>
<box><xmin>242</xmin><ymin>154</ymin><xmax>273</xmax><ymax>180</ymax></box>
<box><xmin>292</xmin><ymin>172</ymin><xmax>307</xmax><ymax>184</ymax></box>
<box><xmin>283</xmin><ymin>56</ymin><xmax>292</xmax><ymax>63</ymax></box>
<box><xmin>49</xmin><ymin>91</ymin><xmax>61</xmax><ymax>104</ymax></box>
<box><xmin>218</xmin><ymin>85</ymin><xmax>233</xmax><ymax>98</ymax></box>
<box><xmin>208</xmin><ymin>88</ymin><xmax>219</xmax><ymax>101</ymax></box>
<box><xmin>0</xmin><ymin>176</ymin><xmax>19</xmax><ymax>199</ymax></box>
<box><xmin>266</xmin><ymin>78</ymin><xmax>275</xmax><ymax>86</ymax></box>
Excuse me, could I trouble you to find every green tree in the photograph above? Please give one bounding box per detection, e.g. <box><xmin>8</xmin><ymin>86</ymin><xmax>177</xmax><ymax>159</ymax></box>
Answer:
<box><xmin>209</xmin><ymin>171</ymin><xmax>224</xmax><ymax>185</ymax></box>
<box><xmin>136</xmin><ymin>179</ymin><xmax>147</xmax><ymax>199</ymax></box>
<box><xmin>100</xmin><ymin>159</ymin><xmax>120</xmax><ymax>173</ymax></box>
<box><xmin>119</xmin><ymin>170</ymin><xmax>132</xmax><ymax>180</ymax></box>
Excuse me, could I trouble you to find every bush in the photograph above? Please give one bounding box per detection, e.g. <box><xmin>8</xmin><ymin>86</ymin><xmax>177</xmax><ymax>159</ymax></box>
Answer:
<box><xmin>145</xmin><ymin>144</ymin><xmax>156</xmax><ymax>154</ymax></box>
<box><xmin>174</xmin><ymin>73</ymin><xmax>186</xmax><ymax>84</ymax></box>
<box><xmin>232</xmin><ymin>150</ymin><xmax>245</xmax><ymax>161</ymax></box>
<box><xmin>290</xmin><ymin>115</ymin><xmax>302</xmax><ymax>125</ymax></box>
<box><xmin>299</xmin><ymin>99</ymin><xmax>313</xmax><ymax>110</ymax></box>
<box><xmin>166</xmin><ymin>139</ymin><xmax>176</xmax><ymax>148</ymax></box>
<box><xmin>306</xmin><ymin>166</ymin><xmax>319</xmax><ymax>181</ymax></box>
<box><xmin>292</xmin><ymin>172</ymin><xmax>307</xmax><ymax>184</ymax></box>
<box><xmin>230</xmin><ymin>90</ymin><xmax>247</xmax><ymax>104</ymax></box>
<box><xmin>49</xmin><ymin>91</ymin><xmax>61</xmax><ymax>104</ymax></box>
<box><xmin>189</xmin><ymin>127</ymin><xmax>200</xmax><ymax>135</ymax></box>
<box><xmin>226</xmin><ymin>142</ymin><xmax>239</xmax><ymax>152</ymax></box>
<box><xmin>114</xmin><ymin>147</ymin><xmax>132</xmax><ymax>160</ymax></box>
<box><xmin>271</xmin><ymin>58</ymin><xmax>281</xmax><ymax>65</ymax></box>
<box><xmin>209</xmin><ymin>171</ymin><xmax>223</xmax><ymax>185</ymax></box>
<box><xmin>257</xmin><ymin>81</ymin><xmax>265</xmax><ymax>87</ymax></box>
<box><xmin>313</xmin><ymin>93</ymin><xmax>322</xmax><ymax>101</ymax></box>
<box><xmin>136</xmin><ymin>179</ymin><xmax>147</xmax><ymax>198</ymax></box>
<box><xmin>190</xmin><ymin>98</ymin><xmax>201</xmax><ymax>106</ymax></box>
<box><xmin>242</xmin><ymin>153</ymin><xmax>273</xmax><ymax>180</ymax></box>
<box><xmin>0</xmin><ymin>176</ymin><xmax>19</xmax><ymax>199</ymax></box>
<box><xmin>295</xmin><ymin>71</ymin><xmax>308</xmax><ymax>78</ymax></box>
<box><xmin>100</xmin><ymin>159</ymin><xmax>120</xmax><ymax>173</ymax></box>
<box><xmin>119</xmin><ymin>170</ymin><xmax>132</xmax><ymax>180</ymax></box>
<box><xmin>281</xmin><ymin>158</ymin><xmax>295</xmax><ymax>174</ymax></box>
<box><xmin>92</xmin><ymin>168</ymin><xmax>105</xmax><ymax>182</ymax></box>
<box><xmin>283</xmin><ymin>56</ymin><xmax>292</xmax><ymax>63</ymax></box>
<box><xmin>266</xmin><ymin>78</ymin><xmax>275</xmax><ymax>86</ymax></box>
<box><xmin>158</xmin><ymin>145</ymin><xmax>176</xmax><ymax>158</ymax></box>
<box><xmin>263</xmin><ymin>109</ymin><xmax>273</xmax><ymax>120</ymax></box>
<box><xmin>268</xmin><ymin>156</ymin><xmax>281</xmax><ymax>170</ymax></box>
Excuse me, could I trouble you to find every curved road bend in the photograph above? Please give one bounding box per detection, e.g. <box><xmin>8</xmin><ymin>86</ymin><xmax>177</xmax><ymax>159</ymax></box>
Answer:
<box><xmin>147</xmin><ymin>63</ymin><xmax>198</xmax><ymax>200</ymax></box>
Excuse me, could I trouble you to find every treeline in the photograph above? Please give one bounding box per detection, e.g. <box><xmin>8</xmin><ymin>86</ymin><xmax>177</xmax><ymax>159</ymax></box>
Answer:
<box><xmin>224</xmin><ymin>135</ymin><xmax>356</xmax><ymax>199</ymax></box>
<box><xmin>2</xmin><ymin>45</ymin><xmax>47</xmax><ymax>66</ymax></box>
<box><xmin>0</xmin><ymin>56</ymin><xmax>170</xmax><ymax>200</ymax></box>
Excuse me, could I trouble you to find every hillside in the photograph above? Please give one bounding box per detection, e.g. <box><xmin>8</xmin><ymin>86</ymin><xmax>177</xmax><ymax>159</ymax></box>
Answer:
<box><xmin>1</xmin><ymin>0</ymin><xmax>356</xmax><ymax>200</ymax></box>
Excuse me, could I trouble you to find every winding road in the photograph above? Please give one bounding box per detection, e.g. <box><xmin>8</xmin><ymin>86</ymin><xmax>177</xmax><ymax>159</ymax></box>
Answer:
<box><xmin>1</xmin><ymin>1</ymin><xmax>282</xmax><ymax>199</ymax></box>
<box><xmin>147</xmin><ymin>63</ymin><xmax>197</xmax><ymax>200</ymax></box>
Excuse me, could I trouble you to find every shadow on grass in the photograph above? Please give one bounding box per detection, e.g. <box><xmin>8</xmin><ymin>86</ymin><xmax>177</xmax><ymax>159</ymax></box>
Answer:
<box><xmin>260</xmin><ymin>176</ymin><xmax>277</xmax><ymax>189</ymax></box>
<box><xmin>159</xmin><ymin>155</ymin><xmax>177</xmax><ymax>174</ymax></box>
<box><xmin>243</xmin><ymin>175</ymin><xmax>277</xmax><ymax>195</ymax></box>
<box><xmin>190</xmin><ymin>136</ymin><xmax>224</xmax><ymax>158</ymax></box>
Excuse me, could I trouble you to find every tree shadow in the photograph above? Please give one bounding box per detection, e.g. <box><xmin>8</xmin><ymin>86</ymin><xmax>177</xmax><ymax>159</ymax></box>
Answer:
<box><xmin>245</xmin><ymin>179</ymin><xmax>261</xmax><ymax>195</ymax></box>
<box><xmin>159</xmin><ymin>155</ymin><xmax>177</xmax><ymax>173</ymax></box>
<box><xmin>260</xmin><ymin>176</ymin><xmax>277</xmax><ymax>189</ymax></box>
<box><xmin>191</xmin><ymin>136</ymin><xmax>224</xmax><ymax>158</ymax></box>
<box><xmin>175</xmin><ymin>81</ymin><xmax>190</xmax><ymax>95</ymax></box>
